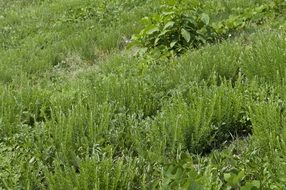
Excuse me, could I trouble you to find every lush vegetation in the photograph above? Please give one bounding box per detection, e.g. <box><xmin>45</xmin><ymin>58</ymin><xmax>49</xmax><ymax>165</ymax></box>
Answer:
<box><xmin>1</xmin><ymin>0</ymin><xmax>286</xmax><ymax>189</ymax></box>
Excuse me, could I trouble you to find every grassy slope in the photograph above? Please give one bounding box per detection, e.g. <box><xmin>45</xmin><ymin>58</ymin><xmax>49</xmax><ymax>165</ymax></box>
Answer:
<box><xmin>1</xmin><ymin>0</ymin><xmax>286</xmax><ymax>189</ymax></box>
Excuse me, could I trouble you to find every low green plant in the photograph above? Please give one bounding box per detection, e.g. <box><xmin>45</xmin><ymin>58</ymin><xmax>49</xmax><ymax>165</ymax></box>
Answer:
<box><xmin>2</xmin><ymin>0</ymin><xmax>286</xmax><ymax>189</ymax></box>
<box><xmin>131</xmin><ymin>0</ymin><xmax>286</xmax><ymax>55</ymax></box>
<box><xmin>131</xmin><ymin>0</ymin><xmax>216</xmax><ymax>54</ymax></box>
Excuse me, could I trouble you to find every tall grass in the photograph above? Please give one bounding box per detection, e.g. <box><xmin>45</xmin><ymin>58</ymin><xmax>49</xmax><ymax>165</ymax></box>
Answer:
<box><xmin>1</xmin><ymin>0</ymin><xmax>286</xmax><ymax>189</ymax></box>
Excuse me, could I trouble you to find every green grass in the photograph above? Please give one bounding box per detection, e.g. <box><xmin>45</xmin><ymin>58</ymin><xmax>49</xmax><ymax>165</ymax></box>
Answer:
<box><xmin>1</xmin><ymin>0</ymin><xmax>286</xmax><ymax>189</ymax></box>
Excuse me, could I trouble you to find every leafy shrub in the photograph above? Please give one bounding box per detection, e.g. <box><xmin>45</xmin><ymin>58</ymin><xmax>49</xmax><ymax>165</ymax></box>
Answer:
<box><xmin>131</xmin><ymin>0</ymin><xmax>216</xmax><ymax>54</ymax></box>
<box><xmin>132</xmin><ymin>0</ymin><xmax>286</xmax><ymax>55</ymax></box>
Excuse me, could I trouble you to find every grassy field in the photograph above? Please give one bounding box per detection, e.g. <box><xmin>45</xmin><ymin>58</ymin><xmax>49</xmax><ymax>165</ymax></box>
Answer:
<box><xmin>1</xmin><ymin>0</ymin><xmax>286</xmax><ymax>189</ymax></box>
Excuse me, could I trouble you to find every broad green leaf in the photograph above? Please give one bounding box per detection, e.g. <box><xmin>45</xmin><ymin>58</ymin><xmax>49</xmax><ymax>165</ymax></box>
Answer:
<box><xmin>163</xmin><ymin>21</ymin><xmax>175</xmax><ymax>30</ymax></box>
<box><xmin>252</xmin><ymin>181</ymin><xmax>260</xmax><ymax>188</ymax></box>
<box><xmin>241</xmin><ymin>180</ymin><xmax>260</xmax><ymax>190</ymax></box>
<box><xmin>236</xmin><ymin>170</ymin><xmax>245</xmax><ymax>181</ymax></box>
<box><xmin>224</xmin><ymin>173</ymin><xmax>232</xmax><ymax>183</ymax></box>
<box><xmin>232</xmin><ymin>170</ymin><xmax>245</xmax><ymax>185</ymax></box>
<box><xmin>146</xmin><ymin>26</ymin><xmax>159</xmax><ymax>35</ymax></box>
<box><xmin>170</xmin><ymin>41</ymin><xmax>177</xmax><ymax>48</ymax></box>
<box><xmin>154</xmin><ymin>37</ymin><xmax>160</xmax><ymax>46</ymax></box>
<box><xmin>158</xmin><ymin>29</ymin><xmax>170</xmax><ymax>37</ymax></box>
<box><xmin>201</xmin><ymin>13</ymin><xmax>210</xmax><ymax>25</ymax></box>
<box><xmin>181</xmin><ymin>28</ymin><xmax>191</xmax><ymax>43</ymax></box>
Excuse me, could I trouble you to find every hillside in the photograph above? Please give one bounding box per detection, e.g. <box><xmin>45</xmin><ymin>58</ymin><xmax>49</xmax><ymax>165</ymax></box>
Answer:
<box><xmin>1</xmin><ymin>0</ymin><xmax>286</xmax><ymax>189</ymax></box>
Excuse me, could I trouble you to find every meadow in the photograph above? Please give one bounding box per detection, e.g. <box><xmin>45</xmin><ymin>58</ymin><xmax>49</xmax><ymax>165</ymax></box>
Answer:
<box><xmin>1</xmin><ymin>0</ymin><xmax>286</xmax><ymax>189</ymax></box>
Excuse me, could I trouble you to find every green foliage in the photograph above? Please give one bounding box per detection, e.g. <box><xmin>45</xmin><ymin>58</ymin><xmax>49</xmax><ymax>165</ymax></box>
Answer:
<box><xmin>132</xmin><ymin>0</ymin><xmax>216</xmax><ymax>54</ymax></box>
<box><xmin>153</xmin><ymin>82</ymin><xmax>252</xmax><ymax>155</ymax></box>
<box><xmin>2</xmin><ymin>0</ymin><xmax>286</xmax><ymax>189</ymax></box>
<box><xmin>132</xmin><ymin>0</ymin><xmax>286</xmax><ymax>55</ymax></box>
